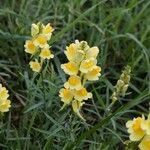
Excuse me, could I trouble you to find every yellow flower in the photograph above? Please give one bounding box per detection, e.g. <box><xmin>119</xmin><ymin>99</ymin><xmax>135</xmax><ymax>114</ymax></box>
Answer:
<box><xmin>31</xmin><ymin>23</ymin><xmax>39</xmax><ymax>37</ymax></box>
<box><xmin>86</xmin><ymin>46</ymin><xmax>99</xmax><ymax>59</ymax></box>
<box><xmin>61</xmin><ymin>62</ymin><xmax>79</xmax><ymax>75</ymax></box>
<box><xmin>126</xmin><ymin>117</ymin><xmax>145</xmax><ymax>141</ymax></box>
<box><xmin>65</xmin><ymin>43</ymin><xmax>78</xmax><ymax>62</ymax></box>
<box><xmin>59</xmin><ymin>88</ymin><xmax>73</xmax><ymax>104</ymax></box>
<box><xmin>141</xmin><ymin>114</ymin><xmax>150</xmax><ymax>135</ymax></box>
<box><xmin>0</xmin><ymin>84</ymin><xmax>9</xmax><ymax>101</ymax></box>
<box><xmin>74</xmin><ymin>88</ymin><xmax>92</xmax><ymax>101</ymax></box>
<box><xmin>33</xmin><ymin>35</ymin><xmax>48</xmax><ymax>48</ymax></box>
<box><xmin>42</xmin><ymin>23</ymin><xmax>54</xmax><ymax>40</ymax></box>
<box><xmin>79</xmin><ymin>58</ymin><xmax>97</xmax><ymax>73</ymax></box>
<box><xmin>64</xmin><ymin>76</ymin><xmax>82</xmax><ymax>90</ymax></box>
<box><xmin>29</xmin><ymin>60</ymin><xmax>41</xmax><ymax>72</ymax></box>
<box><xmin>139</xmin><ymin>135</ymin><xmax>150</xmax><ymax>150</ymax></box>
<box><xmin>42</xmin><ymin>23</ymin><xmax>54</xmax><ymax>34</ymax></box>
<box><xmin>40</xmin><ymin>48</ymin><xmax>54</xmax><ymax>59</ymax></box>
<box><xmin>0</xmin><ymin>99</ymin><xmax>11</xmax><ymax>112</ymax></box>
<box><xmin>72</xmin><ymin>100</ymin><xmax>85</xmax><ymax>120</ymax></box>
<box><xmin>84</xmin><ymin>66</ymin><xmax>101</xmax><ymax>81</ymax></box>
<box><xmin>24</xmin><ymin>40</ymin><xmax>36</xmax><ymax>54</ymax></box>
<box><xmin>0</xmin><ymin>84</ymin><xmax>11</xmax><ymax>113</ymax></box>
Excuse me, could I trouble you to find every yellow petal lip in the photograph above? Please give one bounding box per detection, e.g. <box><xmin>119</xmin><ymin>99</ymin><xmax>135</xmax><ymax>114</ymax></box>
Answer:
<box><xmin>40</xmin><ymin>48</ymin><xmax>54</xmax><ymax>59</ymax></box>
<box><xmin>64</xmin><ymin>76</ymin><xmax>82</xmax><ymax>90</ymax></box>
<box><xmin>0</xmin><ymin>99</ymin><xmax>11</xmax><ymax>112</ymax></box>
<box><xmin>79</xmin><ymin>58</ymin><xmax>97</xmax><ymax>73</ymax></box>
<box><xmin>59</xmin><ymin>88</ymin><xmax>73</xmax><ymax>104</ymax></box>
<box><xmin>126</xmin><ymin>117</ymin><xmax>145</xmax><ymax>141</ymax></box>
<box><xmin>29</xmin><ymin>60</ymin><xmax>41</xmax><ymax>72</ymax></box>
<box><xmin>42</xmin><ymin>23</ymin><xmax>54</xmax><ymax>34</ymax></box>
<box><xmin>74</xmin><ymin>88</ymin><xmax>92</xmax><ymax>101</ymax></box>
<box><xmin>61</xmin><ymin>62</ymin><xmax>78</xmax><ymax>75</ymax></box>
<box><xmin>84</xmin><ymin>66</ymin><xmax>101</xmax><ymax>81</ymax></box>
<box><xmin>42</xmin><ymin>23</ymin><xmax>54</xmax><ymax>40</ymax></box>
<box><xmin>139</xmin><ymin>135</ymin><xmax>150</xmax><ymax>150</ymax></box>
<box><xmin>33</xmin><ymin>35</ymin><xmax>48</xmax><ymax>48</ymax></box>
<box><xmin>24</xmin><ymin>40</ymin><xmax>37</xmax><ymax>54</ymax></box>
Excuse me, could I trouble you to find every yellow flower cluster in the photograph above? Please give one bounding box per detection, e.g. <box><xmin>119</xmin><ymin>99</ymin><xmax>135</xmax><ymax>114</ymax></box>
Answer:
<box><xmin>24</xmin><ymin>22</ymin><xmax>54</xmax><ymax>72</ymax></box>
<box><xmin>59</xmin><ymin>40</ymin><xmax>101</xmax><ymax>120</ymax></box>
<box><xmin>0</xmin><ymin>84</ymin><xmax>11</xmax><ymax>113</ymax></box>
<box><xmin>126</xmin><ymin>114</ymin><xmax>150</xmax><ymax>150</ymax></box>
<box><xmin>111</xmin><ymin>65</ymin><xmax>131</xmax><ymax>103</ymax></box>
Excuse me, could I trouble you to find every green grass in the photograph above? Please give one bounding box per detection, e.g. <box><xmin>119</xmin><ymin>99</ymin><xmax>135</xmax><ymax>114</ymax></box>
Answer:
<box><xmin>0</xmin><ymin>0</ymin><xmax>150</xmax><ymax>149</ymax></box>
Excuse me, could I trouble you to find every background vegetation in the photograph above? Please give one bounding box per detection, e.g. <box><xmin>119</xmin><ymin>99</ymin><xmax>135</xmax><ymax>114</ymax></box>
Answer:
<box><xmin>0</xmin><ymin>0</ymin><xmax>150</xmax><ymax>149</ymax></box>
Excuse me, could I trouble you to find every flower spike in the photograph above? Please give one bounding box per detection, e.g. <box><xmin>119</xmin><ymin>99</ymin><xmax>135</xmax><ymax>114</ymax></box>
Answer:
<box><xmin>59</xmin><ymin>40</ymin><xmax>101</xmax><ymax>120</ymax></box>
<box><xmin>24</xmin><ymin>22</ymin><xmax>54</xmax><ymax>72</ymax></box>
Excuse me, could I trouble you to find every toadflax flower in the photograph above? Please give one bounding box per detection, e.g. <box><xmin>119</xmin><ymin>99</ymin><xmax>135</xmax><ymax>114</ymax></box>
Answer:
<box><xmin>64</xmin><ymin>76</ymin><xmax>82</xmax><ymax>90</ymax></box>
<box><xmin>0</xmin><ymin>84</ymin><xmax>11</xmax><ymax>113</ymax></box>
<box><xmin>24</xmin><ymin>22</ymin><xmax>54</xmax><ymax>73</ymax></box>
<box><xmin>24</xmin><ymin>40</ymin><xmax>37</xmax><ymax>54</ymax></box>
<box><xmin>29</xmin><ymin>60</ymin><xmax>41</xmax><ymax>73</ymax></box>
<box><xmin>126</xmin><ymin>114</ymin><xmax>150</xmax><ymax>150</ymax></box>
<box><xmin>61</xmin><ymin>62</ymin><xmax>79</xmax><ymax>75</ymax></box>
<box><xmin>39</xmin><ymin>48</ymin><xmax>54</xmax><ymax>59</ymax></box>
<box><xmin>59</xmin><ymin>40</ymin><xmax>101</xmax><ymax>120</ymax></box>
<box><xmin>79</xmin><ymin>58</ymin><xmax>97</xmax><ymax>73</ymax></box>
<box><xmin>59</xmin><ymin>88</ymin><xmax>74</xmax><ymax>104</ymax></box>
<box><xmin>126</xmin><ymin>116</ymin><xmax>145</xmax><ymax>141</ymax></box>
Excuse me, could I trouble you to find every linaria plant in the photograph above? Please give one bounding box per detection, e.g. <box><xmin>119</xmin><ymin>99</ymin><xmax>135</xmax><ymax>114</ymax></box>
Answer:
<box><xmin>24</xmin><ymin>22</ymin><xmax>54</xmax><ymax>73</ymax></box>
<box><xmin>0</xmin><ymin>1</ymin><xmax>149</xmax><ymax>149</ymax></box>
<box><xmin>59</xmin><ymin>40</ymin><xmax>101</xmax><ymax>120</ymax></box>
